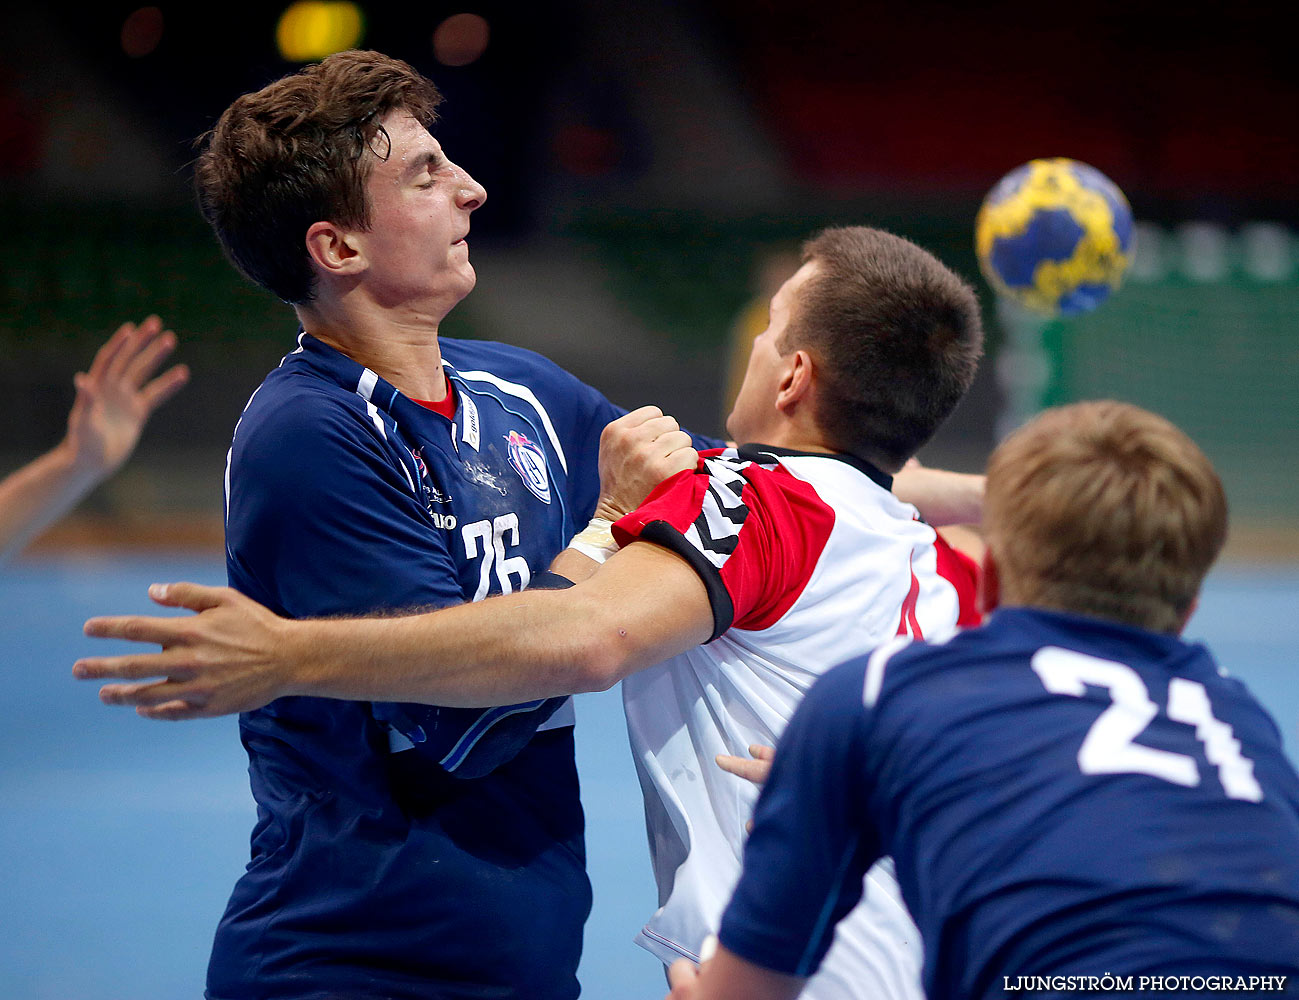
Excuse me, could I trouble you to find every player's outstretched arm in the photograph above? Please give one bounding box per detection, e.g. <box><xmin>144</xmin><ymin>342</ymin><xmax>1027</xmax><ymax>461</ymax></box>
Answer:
<box><xmin>75</xmin><ymin>402</ymin><xmax>704</xmax><ymax>720</ymax></box>
<box><xmin>665</xmin><ymin>946</ymin><xmax>806</xmax><ymax>1000</ymax></box>
<box><xmin>75</xmin><ymin>537</ymin><xmax>713</xmax><ymax>720</ymax></box>
<box><xmin>0</xmin><ymin>317</ymin><xmax>189</xmax><ymax>561</ymax></box>
<box><xmin>892</xmin><ymin>457</ymin><xmax>984</xmax><ymax>527</ymax></box>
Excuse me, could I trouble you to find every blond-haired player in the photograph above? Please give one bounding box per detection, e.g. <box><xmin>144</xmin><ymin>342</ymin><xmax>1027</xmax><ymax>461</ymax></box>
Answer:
<box><xmin>670</xmin><ymin>401</ymin><xmax>1299</xmax><ymax>1000</ymax></box>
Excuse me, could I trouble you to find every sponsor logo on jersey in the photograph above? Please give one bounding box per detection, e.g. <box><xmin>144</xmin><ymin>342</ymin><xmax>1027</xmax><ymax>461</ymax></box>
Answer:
<box><xmin>461</xmin><ymin>392</ymin><xmax>481</xmax><ymax>451</ymax></box>
<box><xmin>409</xmin><ymin>447</ymin><xmax>452</xmax><ymax>505</ymax></box>
<box><xmin>506</xmin><ymin>430</ymin><xmax>551</xmax><ymax>504</ymax></box>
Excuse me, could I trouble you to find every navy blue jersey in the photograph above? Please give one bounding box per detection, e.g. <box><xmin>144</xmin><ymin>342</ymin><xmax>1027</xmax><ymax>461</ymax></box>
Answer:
<box><xmin>213</xmin><ymin>333</ymin><xmax>719</xmax><ymax>999</ymax></box>
<box><xmin>719</xmin><ymin>608</ymin><xmax>1299</xmax><ymax>998</ymax></box>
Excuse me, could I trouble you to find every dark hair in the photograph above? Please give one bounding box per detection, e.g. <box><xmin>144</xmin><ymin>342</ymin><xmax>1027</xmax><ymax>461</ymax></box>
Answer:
<box><xmin>781</xmin><ymin>226</ymin><xmax>983</xmax><ymax>470</ymax></box>
<box><xmin>194</xmin><ymin>50</ymin><xmax>442</xmax><ymax>303</ymax></box>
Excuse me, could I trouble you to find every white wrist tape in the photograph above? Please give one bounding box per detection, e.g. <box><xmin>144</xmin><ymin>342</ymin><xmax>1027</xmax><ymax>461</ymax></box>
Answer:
<box><xmin>567</xmin><ymin>516</ymin><xmax>619</xmax><ymax>564</ymax></box>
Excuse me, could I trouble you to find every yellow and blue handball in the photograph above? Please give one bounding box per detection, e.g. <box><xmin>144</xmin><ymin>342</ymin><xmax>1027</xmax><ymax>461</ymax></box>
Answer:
<box><xmin>975</xmin><ymin>158</ymin><xmax>1134</xmax><ymax>316</ymax></box>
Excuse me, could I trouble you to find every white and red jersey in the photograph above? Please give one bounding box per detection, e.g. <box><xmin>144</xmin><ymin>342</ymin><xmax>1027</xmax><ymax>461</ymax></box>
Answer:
<box><xmin>612</xmin><ymin>445</ymin><xmax>979</xmax><ymax>1000</ymax></box>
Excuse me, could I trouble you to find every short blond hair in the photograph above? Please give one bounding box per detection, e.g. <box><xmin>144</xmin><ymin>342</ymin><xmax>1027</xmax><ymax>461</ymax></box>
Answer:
<box><xmin>984</xmin><ymin>401</ymin><xmax>1227</xmax><ymax>633</ymax></box>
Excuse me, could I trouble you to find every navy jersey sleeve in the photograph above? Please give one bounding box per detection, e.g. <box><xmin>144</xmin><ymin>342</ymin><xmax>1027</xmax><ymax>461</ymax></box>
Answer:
<box><xmin>717</xmin><ymin>655</ymin><xmax>885</xmax><ymax>978</ymax></box>
<box><xmin>226</xmin><ymin>386</ymin><xmax>462</xmax><ymax>617</ymax></box>
<box><xmin>226</xmin><ymin>385</ymin><xmax>558</xmax><ymax>778</ymax></box>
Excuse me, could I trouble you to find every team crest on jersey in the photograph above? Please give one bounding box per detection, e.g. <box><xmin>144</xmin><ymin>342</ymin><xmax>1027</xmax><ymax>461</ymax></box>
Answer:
<box><xmin>506</xmin><ymin>430</ymin><xmax>551</xmax><ymax>504</ymax></box>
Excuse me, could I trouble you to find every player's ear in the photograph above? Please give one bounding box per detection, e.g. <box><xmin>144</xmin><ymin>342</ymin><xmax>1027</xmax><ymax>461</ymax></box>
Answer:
<box><xmin>979</xmin><ymin>548</ymin><xmax>1001</xmax><ymax>616</ymax></box>
<box><xmin>774</xmin><ymin>349</ymin><xmax>813</xmax><ymax>413</ymax></box>
<box><xmin>305</xmin><ymin>221</ymin><xmax>366</xmax><ymax>277</ymax></box>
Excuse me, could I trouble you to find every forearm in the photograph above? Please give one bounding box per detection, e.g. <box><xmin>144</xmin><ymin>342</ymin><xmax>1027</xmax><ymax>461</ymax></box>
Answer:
<box><xmin>77</xmin><ymin>539</ymin><xmax>713</xmax><ymax>720</ymax></box>
<box><xmin>549</xmin><ymin>544</ymin><xmax>600</xmax><ymax>584</ymax></box>
<box><xmin>0</xmin><ymin>440</ymin><xmax>104</xmax><ymax>561</ymax></box>
<box><xmin>286</xmin><ymin>589</ymin><xmax>617</xmax><ymax>706</ymax></box>
<box><xmin>892</xmin><ymin>465</ymin><xmax>984</xmax><ymax>526</ymax></box>
<box><xmin>285</xmin><ymin>545</ymin><xmax>710</xmax><ymax>707</ymax></box>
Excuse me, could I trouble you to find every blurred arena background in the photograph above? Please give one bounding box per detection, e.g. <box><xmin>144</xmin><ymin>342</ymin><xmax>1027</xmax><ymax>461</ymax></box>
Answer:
<box><xmin>2</xmin><ymin>2</ymin><xmax>1297</xmax><ymax>997</ymax></box>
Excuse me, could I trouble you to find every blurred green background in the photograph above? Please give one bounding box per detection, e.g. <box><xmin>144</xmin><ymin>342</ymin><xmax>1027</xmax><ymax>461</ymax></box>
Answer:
<box><xmin>4</xmin><ymin>198</ymin><xmax>1295</xmax><ymax>559</ymax></box>
<box><xmin>3</xmin><ymin>0</ymin><xmax>1297</xmax><ymax>561</ymax></box>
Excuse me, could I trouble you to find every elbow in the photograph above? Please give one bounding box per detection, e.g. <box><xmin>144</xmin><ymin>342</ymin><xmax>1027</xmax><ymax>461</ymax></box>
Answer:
<box><xmin>554</xmin><ymin>576</ymin><xmax>703</xmax><ymax>694</ymax></box>
<box><xmin>566</xmin><ymin>609</ymin><xmax>640</xmax><ymax>693</ymax></box>
<box><xmin>569</xmin><ymin>632</ymin><xmax>627</xmax><ymax>693</ymax></box>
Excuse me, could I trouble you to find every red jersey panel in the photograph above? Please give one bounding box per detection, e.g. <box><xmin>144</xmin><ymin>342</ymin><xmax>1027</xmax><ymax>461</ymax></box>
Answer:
<box><xmin>614</xmin><ymin>447</ymin><xmax>835</xmax><ymax>638</ymax></box>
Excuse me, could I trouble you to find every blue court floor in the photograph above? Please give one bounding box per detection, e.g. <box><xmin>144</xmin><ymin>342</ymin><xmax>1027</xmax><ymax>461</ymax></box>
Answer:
<box><xmin>2</xmin><ymin>555</ymin><xmax>1296</xmax><ymax>999</ymax></box>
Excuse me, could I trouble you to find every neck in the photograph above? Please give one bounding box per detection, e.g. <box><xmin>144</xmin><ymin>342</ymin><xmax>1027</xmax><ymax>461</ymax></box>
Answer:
<box><xmin>759</xmin><ymin>430</ymin><xmax>837</xmax><ymax>455</ymax></box>
<box><xmin>296</xmin><ymin>294</ymin><xmax>451</xmax><ymax>402</ymax></box>
<box><xmin>746</xmin><ymin>424</ymin><xmax>901</xmax><ymax>473</ymax></box>
<box><xmin>742</xmin><ymin>412</ymin><xmax>837</xmax><ymax>457</ymax></box>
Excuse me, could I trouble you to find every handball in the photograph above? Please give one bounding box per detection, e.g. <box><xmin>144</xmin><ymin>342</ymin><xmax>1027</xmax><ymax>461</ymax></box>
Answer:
<box><xmin>975</xmin><ymin>158</ymin><xmax>1134</xmax><ymax>316</ymax></box>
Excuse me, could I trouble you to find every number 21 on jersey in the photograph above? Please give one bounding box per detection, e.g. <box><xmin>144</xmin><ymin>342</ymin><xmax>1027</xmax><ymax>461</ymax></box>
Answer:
<box><xmin>1031</xmin><ymin>647</ymin><xmax>1263</xmax><ymax>802</ymax></box>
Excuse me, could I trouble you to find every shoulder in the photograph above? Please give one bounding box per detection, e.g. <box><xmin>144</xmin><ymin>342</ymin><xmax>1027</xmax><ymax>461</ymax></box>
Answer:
<box><xmin>238</xmin><ymin>370</ymin><xmax>375</xmax><ymax>444</ymax></box>
<box><xmin>729</xmin><ymin>450</ymin><xmax>906</xmax><ymax>527</ymax></box>
<box><xmin>703</xmin><ymin>448</ymin><xmax>836</xmax><ymax>505</ymax></box>
<box><xmin>441</xmin><ymin>337</ymin><xmax>593</xmax><ymax>396</ymax></box>
<box><xmin>618</xmin><ymin>448</ymin><xmax>836</xmax><ymax>549</ymax></box>
<box><xmin>613</xmin><ymin>448</ymin><xmax>842</xmax><ymax>637</ymax></box>
<box><xmin>804</xmin><ymin>653</ymin><xmax>875</xmax><ymax>715</ymax></box>
<box><xmin>231</xmin><ymin>371</ymin><xmax>393</xmax><ymax>486</ymax></box>
<box><xmin>846</xmin><ymin>627</ymin><xmax>992</xmax><ymax>716</ymax></box>
<box><xmin>712</xmin><ymin>450</ymin><xmax>839</xmax><ymax>555</ymax></box>
<box><xmin>240</xmin><ymin>366</ymin><xmax>362</xmax><ymax>427</ymax></box>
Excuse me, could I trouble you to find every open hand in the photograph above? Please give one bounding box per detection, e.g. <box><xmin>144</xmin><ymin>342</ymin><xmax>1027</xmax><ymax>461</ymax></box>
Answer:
<box><xmin>65</xmin><ymin>316</ymin><xmax>190</xmax><ymax>477</ymax></box>
<box><xmin>74</xmin><ymin>582</ymin><xmax>294</xmax><ymax>720</ymax></box>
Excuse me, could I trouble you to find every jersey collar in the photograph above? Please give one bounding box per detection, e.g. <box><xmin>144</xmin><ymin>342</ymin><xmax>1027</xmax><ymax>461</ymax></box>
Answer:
<box><xmin>286</xmin><ymin>331</ymin><xmax>398</xmax><ymax>408</ymax></box>
<box><xmin>291</xmin><ymin>331</ymin><xmax>456</xmax><ymax>423</ymax></box>
<box><xmin>735</xmin><ymin>443</ymin><xmax>893</xmax><ymax>492</ymax></box>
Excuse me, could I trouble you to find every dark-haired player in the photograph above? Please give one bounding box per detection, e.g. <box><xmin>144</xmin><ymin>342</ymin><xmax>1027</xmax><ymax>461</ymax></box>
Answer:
<box><xmin>177</xmin><ymin>49</ymin><xmax>711</xmax><ymax>1000</ymax></box>
<box><xmin>668</xmin><ymin>401</ymin><xmax>1299</xmax><ymax>1000</ymax></box>
<box><xmin>80</xmin><ymin>224</ymin><xmax>985</xmax><ymax>999</ymax></box>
